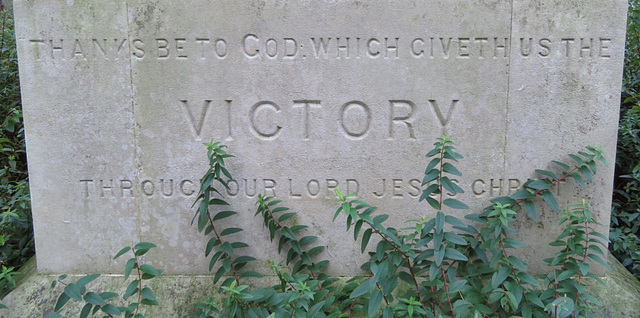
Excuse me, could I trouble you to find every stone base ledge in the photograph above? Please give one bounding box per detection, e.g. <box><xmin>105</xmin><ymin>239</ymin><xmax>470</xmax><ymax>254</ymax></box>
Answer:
<box><xmin>2</xmin><ymin>254</ymin><xmax>639</xmax><ymax>317</ymax></box>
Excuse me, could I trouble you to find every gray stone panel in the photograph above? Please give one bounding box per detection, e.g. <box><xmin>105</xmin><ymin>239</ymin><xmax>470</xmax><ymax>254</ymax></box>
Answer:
<box><xmin>14</xmin><ymin>1</ymin><xmax>137</xmax><ymax>273</ymax></box>
<box><xmin>13</xmin><ymin>1</ymin><xmax>626</xmax><ymax>275</ymax></box>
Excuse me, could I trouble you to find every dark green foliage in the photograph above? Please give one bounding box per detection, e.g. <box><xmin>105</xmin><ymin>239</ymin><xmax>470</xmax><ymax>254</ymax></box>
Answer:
<box><xmin>610</xmin><ymin>0</ymin><xmax>640</xmax><ymax>279</ymax></box>
<box><xmin>45</xmin><ymin>136</ymin><xmax>609</xmax><ymax>317</ymax></box>
<box><xmin>0</xmin><ymin>6</ymin><xmax>33</xmax><ymax>299</ymax></box>
<box><xmin>47</xmin><ymin>243</ymin><xmax>162</xmax><ymax>318</ymax></box>
<box><xmin>192</xmin><ymin>141</ymin><xmax>254</xmax><ymax>286</ymax></box>
<box><xmin>192</xmin><ymin>137</ymin><xmax>608</xmax><ymax>318</ymax></box>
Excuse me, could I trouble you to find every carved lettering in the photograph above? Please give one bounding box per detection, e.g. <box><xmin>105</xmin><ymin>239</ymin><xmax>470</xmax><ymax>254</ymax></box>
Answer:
<box><xmin>80</xmin><ymin>177</ymin><xmax>569</xmax><ymax>200</ymax></box>
<box><xmin>180</xmin><ymin>98</ymin><xmax>461</xmax><ymax>141</ymax></box>
<box><xmin>181</xmin><ymin>100</ymin><xmax>212</xmax><ymax>138</ymax></box>
<box><xmin>340</xmin><ymin>101</ymin><xmax>371</xmax><ymax>139</ymax></box>
<box><xmin>292</xmin><ymin>100</ymin><xmax>321</xmax><ymax>140</ymax></box>
<box><xmin>250</xmin><ymin>101</ymin><xmax>282</xmax><ymax>139</ymax></box>
<box><xmin>389</xmin><ymin>100</ymin><xmax>416</xmax><ymax>140</ymax></box>
<box><xmin>429</xmin><ymin>99</ymin><xmax>458</xmax><ymax>133</ymax></box>
<box><xmin>26</xmin><ymin>36</ymin><xmax>617</xmax><ymax>61</ymax></box>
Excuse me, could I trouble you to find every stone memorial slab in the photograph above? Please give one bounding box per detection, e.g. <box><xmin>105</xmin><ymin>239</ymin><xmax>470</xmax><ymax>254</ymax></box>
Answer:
<box><xmin>14</xmin><ymin>0</ymin><xmax>627</xmax><ymax>275</ymax></box>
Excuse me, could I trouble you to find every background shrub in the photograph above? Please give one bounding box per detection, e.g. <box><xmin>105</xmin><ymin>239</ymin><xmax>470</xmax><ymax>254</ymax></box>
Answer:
<box><xmin>610</xmin><ymin>0</ymin><xmax>640</xmax><ymax>279</ymax></box>
<box><xmin>0</xmin><ymin>5</ymin><xmax>34</xmax><ymax>296</ymax></box>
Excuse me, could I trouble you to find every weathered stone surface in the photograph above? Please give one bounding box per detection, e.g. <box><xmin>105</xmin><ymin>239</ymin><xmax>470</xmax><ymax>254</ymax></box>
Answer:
<box><xmin>14</xmin><ymin>1</ymin><xmax>627</xmax><ymax>276</ymax></box>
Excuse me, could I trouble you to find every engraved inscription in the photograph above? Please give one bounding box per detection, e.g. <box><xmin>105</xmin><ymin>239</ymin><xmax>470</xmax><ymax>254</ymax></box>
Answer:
<box><xmin>80</xmin><ymin>179</ymin><xmax>198</xmax><ymax>198</ymax></box>
<box><xmin>471</xmin><ymin>178</ymin><xmax>565</xmax><ymax>198</ymax></box>
<box><xmin>26</xmin><ymin>36</ymin><xmax>616</xmax><ymax>61</ymax></box>
<box><xmin>182</xmin><ymin>98</ymin><xmax>460</xmax><ymax>140</ymax></box>
<box><xmin>81</xmin><ymin>177</ymin><xmax>559</xmax><ymax>200</ymax></box>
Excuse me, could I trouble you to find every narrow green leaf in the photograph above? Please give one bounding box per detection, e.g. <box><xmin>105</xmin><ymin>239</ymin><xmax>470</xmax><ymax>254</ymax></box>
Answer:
<box><xmin>220</xmin><ymin>241</ymin><xmax>234</xmax><ymax>256</ymax></box>
<box><xmin>308</xmin><ymin>246</ymin><xmax>324</xmax><ymax>256</ymax></box>
<box><xmin>444</xmin><ymin>215</ymin><xmax>468</xmax><ymax>228</ymax></box>
<box><xmin>209</xmin><ymin>251</ymin><xmax>223</xmax><ymax>271</ymax></box>
<box><xmin>425</xmin><ymin>158</ymin><xmax>441</xmax><ymax>171</ymax></box>
<box><xmin>518</xmin><ymin>272</ymin><xmax>540</xmax><ymax>287</ymax></box>
<box><xmin>556</xmin><ymin>269</ymin><xmax>576</xmax><ymax>281</ymax></box>
<box><xmin>208</xmin><ymin>198</ymin><xmax>230</xmax><ymax>206</ymax></box>
<box><xmin>301</xmin><ymin>252</ymin><xmax>312</xmax><ymax>265</ymax></box>
<box><xmin>444</xmin><ymin>248</ymin><xmax>468</xmax><ymax>261</ymax></box>
<box><xmin>435</xmin><ymin>246</ymin><xmax>445</xmax><ymax>266</ymax></box>
<box><xmin>64</xmin><ymin>283</ymin><xmax>82</xmax><ymax>301</ymax></box>
<box><xmin>441</xmin><ymin>177</ymin><xmax>464</xmax><ymax>195</ymax></box>
<box><xmin>361</xmin><ymin>228</ymin><xmax>373</xmax><ymax>253</ymax></box>
<box><xmin>114</xmin><ymin>247</ymin><xmax>131</xmax><ymax>260</ymax></box>
<box><xmin>272</xmin><ymin>206</ymin><xmax>290</xmax><ymax>214</ymax></box>
<box><xmin>332</xmin><ymin>205</ymin><xmax>343</xmax><ymax>222</ymax></box>
<box><xmin>354</xmin><ymin>220</ymin><xmax>363</xmax><ymax>240</ymax></box>
<box><xmin>278</xmin><ymin>235</ymin><xmax>289</xmax><ymax>254</ymax></box>
<box><xmin>214</xmin><ymin>265</ymin><xmax>226</xmax><ymax>283</ymax></box>
<box><xmin>76</xmin><ymin>274</ymin><xmax>100</xmax><ymax>288</ymax></box>
<box><xmin>281</xmin><ymin>227</ymin><xmax>296</xmax><ymax>241</ymax></box>
<box><xmin>140</xmin><ymin>287</ymin><xmax>157</xmax><ymax>301</ymax></box>
<box><xmin>308</xmin><ymin>300</ymin><xmax>326</xmax><ymax>318</ymax></box>
<box><xmin>99</xmin><ymin>292</ymin><xmax>118</xmax><ymax>300</ymax></box>
<box><xmin>443</xmin><ymin>198</ymin><xmax>469</xmax><ymax>210</ymax></box>
<box><xmin>568</xmin><ymin>154</ymin><xmax>585</xmax><ymax>165</ymax></box>
<box><xmin>523</xmin><ymin>200</ymin><xmax>538</xmax><ymax>222</ymax></box>
<box><xmin>535</xmin><ymin>169</ymin><xmax>557</xmax><ymax>179</ymax></box>
<box><xmin>278</xmin><ymin>212</ymin><xmax>296</xmax><ymax>222</ymax></box>
<box><xmin>134</xmin><ymin>242</ymin><xmax>156</xmax><ymax>256</ymax></box>
<box><xmin>442</xmin><ymin>162</ymin><xmax>462</xmax><ymax>176</ymax></box>
<box><xmin>504</xmin><ymin>237</ymin><xmax>526</xmax><ymax>248</ymax></box>
<box><xmin>124</xmin><ymin>258</ymin><xmax>137</xmax><ymax>280</ymax></box>
<box><xmin>420</xmin><ymin>184</ymin><xmax>440</xmax><ymax>201</ymax></box>
<box><xmin>444</xmin><ymin>232</ymin><xmax>467</xmax><ymax>245</ymax></box>
<box><xmin>511</xmin><ymin>189</ymin><xmax>534</xmax><ymax>200</ymax></box>
<box><xmin>290</xmin><ymin>240</ymin><xmax>302</xmax><ymax>255</ymax></box>
<box><xmin>587</xmin><ymin>254</ymin><xmax>610</xmax><ymax>268</ymax></box>
<box><xmin>426</xmin><ymin>196</ymin><xmax>440</xmax><ymax>210</ymax></box>
<box><xmin>230</xmin><ymin>242</ymin><xmax>249</xmax><ymax>249</ymax></box>
<box><xmin>579</xmin><ymin>166</ymin><xmax>593</xmax><ymax>182</ymax></box>
<box><xmin>84</xmin><ymin>292</ymin><xmax>106</xmax><ymax>306</ymax></box>
<box><xmin>212</xmin><ymin>210</ymin><xmax>237</xmax><ymax>221</ymax></box>
<box><xmin>526</xmin><ymin>179</ymin><xmax>550</xmax><ymax>190</ymax></box>
<box><xmin>124</xmin><ymin>280</ymin><xmax>139</xmax><ymax>300</ymax></box>
<box><xmin>54</xmin><ymin>293</ymin><xmax>71</xmax><ymax>311</ymax></box>
<box><xmin>436</xmin><ymin>211</ymin><xmax>445</xmax><ymax>232</ymax></box>
<box><xmin>220</xmin><ymin>227</ymin><xmax>243</xmax><ymax>236</ymax></box>
<box><xmin>232</xmin><ymin>256</ymin><xmax>256</xmax><ymax>265</ymax></box>
<box><xmin>552</xmin><ymin>160</ymin><xmax>571</xmax><ymax>171</ymax></box>
<box><xmin>422</xmin><ymin>169</ymin><xmax>439</xmax><ymax>185</ymax></box>
<box><xmin>80</xmin><ymin>303</ymin><xmax>92</xmax><ymax>318</ymax></box>
<box><xmin>571</xmin><ymin>172</ymin><xmax>586</xmax><ymax>187</ymax></box>
<box><xmin>429</xmin><ymin>262</ymin><xmax>439</xmax><ymax>280</ymax></box>
<box><xmin>398</xmin><ymin>271</ymin><xmax>414</xmax><ymax>284</ymax></box>
<box><xmin>426</xmin><ymin>147</ymin><xmax>440</xmax><ymax>157</ymax></box>
<box><xmin>350</xmin><ymin>279</ymin><xmax>374</xmax><ymax>298</ymax></box>
<box><xmin>206</xmin><ymin>237</ymin><xmax>219</xmax><ymax>257</ymax></box>
<box><xmin>491</xmin><ymin>266</ymin><xmax>509</xmax><ymax>289</ymax></box>
<box><xmin>368</xmin><ymin>289</ymin><xmax>383</xmax><ymax>317</ymax></box>
<box><xmin>101</xmin><ymin>304</ymin><xmax>122</xmax><ymax>315</ymax></box>
<box><xmin>373</xmin><ymin>214</ymin><xmax>389</xmax><ymax>224</ymax></box>
<box><xmin>139</xmin><ymin>264</ymin><xmax>162</xmax><ymax>278</ymax></box>
<box><xmin>299</xmin><ymin>236</ymin><xmax>318</xmax><ymax>246</ymax></box>
<box><xmin>542</xmin><ymin>190</ymin><xmax>560</xmax><ymax>212</ymax></box>
<box><xmin>508</xmin><ymin>256</ymin><xmax>527</xmax><ymax>272</ymax></box>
